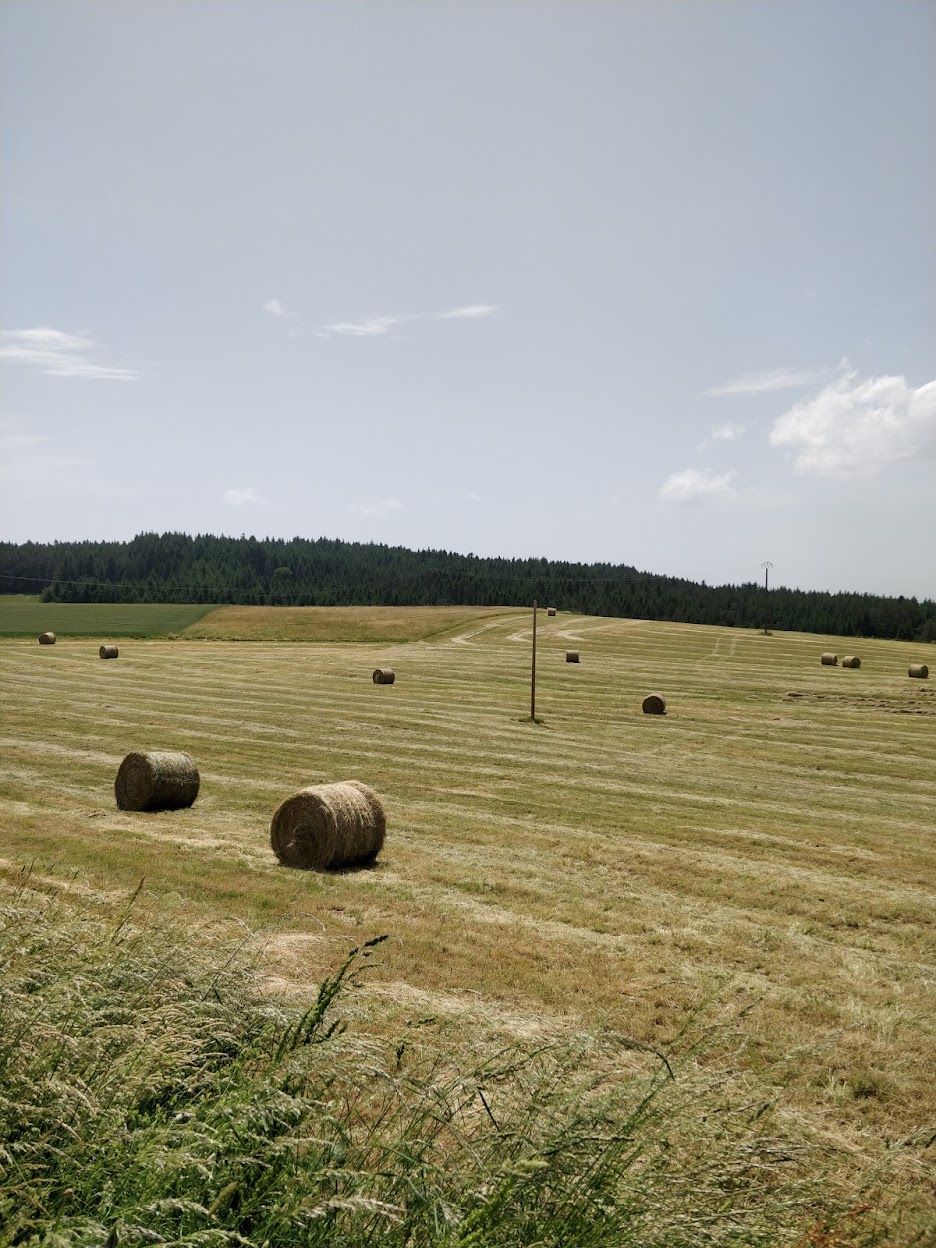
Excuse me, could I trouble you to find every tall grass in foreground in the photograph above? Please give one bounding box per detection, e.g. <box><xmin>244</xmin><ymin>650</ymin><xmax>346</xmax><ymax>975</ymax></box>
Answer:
<box><xmin>0</xmin><ymin>881</ymin><xmax>900</xmax><ymax>1248</ymax></box>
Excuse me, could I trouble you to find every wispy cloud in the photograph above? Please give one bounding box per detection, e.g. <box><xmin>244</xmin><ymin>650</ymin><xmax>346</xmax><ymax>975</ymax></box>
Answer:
<box><xmin>769</xmin><ymin>368</ymin><xmax>936</xmax><ymax>478</ymax></box>
<box><xmin>660</xmin><ymin>467</ymin><xmax>738</xmax><ymax>503</ymax></box>
<box><xmin>704</xmin><ymin>366</ymin><xmax>828</xmax><ymax>397</ymax></box>
<box><xmin>439</xmin><ymin>304</ymin><xmax>498</xmax><ymax>320</ymax></box>
<box><xmin>223</xmin><ymin>486</ymin><xmax>260</xmax><ymax>505</ymax></box>
<box><xmin>350</xmin><ymin>498</ymin><xmax>403</xmax><ymax>517</ymax></box>
<box><xmin>263</xmin><ymin>299</ymin><xmax>288</xmax><ymax>317</ymax></box>
<box><xmin>0</xmin><ymin>327</ymin><xmax>140</xmax><ymax>380</ymax></box>
<box><xmin>318</xmin><ymin>315</ymin><xmax>405</xmax><ymax>338</ymax></box>
<box><xmin>711</xmin><ymin>421</ymin><xmax>746</xmax><ymax>441</ymax></box>
<box><xmin>0</xmin><ymin>418</ymin><xmax>89</xmax><ymax>484</ymax></box>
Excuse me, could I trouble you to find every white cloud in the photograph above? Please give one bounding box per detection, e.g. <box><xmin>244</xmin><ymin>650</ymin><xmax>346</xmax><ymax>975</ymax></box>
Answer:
<box><xmin>318</xmin><ymin>315</ymin><xmax>403</xmax><ymax>338</ymax></box>
<box><xmin>711</xmin><ymin>421</ymin><xmax>746</xmax><ymax>441</ymax></box>
<box><xmin>223</xmin><ymin>487</ymin><xmax>259</xmax><ymax>505</ymax></box>
<box><xmin>350</xmin><ymin>498</ymin><xmax>403</xmax><ymax>517</ymax></box>
<box><xmin>439</xmin><ymin>304</ymin><xmax>498</xmax><ymax>320</ymax></box>
<box><xmin>705</xmin><ymin>366</ymin><xmax>828</xmax><ymax>397</ymax></box>
<box><xmin>769</xmin><ymin>368</ymin><xmax>936</xmax><ymax>478</ymax></box>
<box><xmin>0</xmin><ymin>327</ymin><xmax>139</xmax><ymax>380</ymax></box>
<box><xmin>660</xmin><ymin>467</ymin><xmax>738</xmax><ymax>503</ymax></box>
<box><xmin>264</xmin><ymin>299</ymin><xmax>288</xmax><ymax>317</ymax></box>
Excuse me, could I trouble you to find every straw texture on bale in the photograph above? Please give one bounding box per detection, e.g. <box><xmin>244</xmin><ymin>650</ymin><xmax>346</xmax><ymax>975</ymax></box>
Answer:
<box><xmin>115</xmin><ymin>751</ymin><xmax>200</xmax><ymax>812</ymax></box>
<box><xmin>547</xmin><ymin>607</ymin><xmax>557</xmax><ymax>617</ymax></box>
<box><xmin>38</xmin><ymin>632</ymin><xmax>56</xmax><ymax>645</ymax></box>
<box><xmin>842</xmin><ymin>656</ymin><xmax>860</xmax><ymax>669</ymax></box>
<box><xmin>566</xmin><ymin>651</ymin><xmax>580</xmax><ymax>663</ymax></box>
<box><xmin>99</xmin><ymin>645</ymin><xmax>119</xmax><ymax>660</ymax></box>
<box><xmin>372</xmin><ymin>667</ymin><xmax>395</xmax><ymax>685</ymax></box>
<box><xmin>820</xmin><ymin>653</ymin><xmax>838</xmax><ymax>666</ymax></box>
<box><xmin>642</xmin><ymin>693</ymin><xmax>667</xmax><ymax>715</ymax></box>
<box><xmin>270</xmin><ymin>780</ymin><xmax>386</xmax><ymax>870</ymax></box>
<box><xmin>908</xmin><ymin>664</ymin><xmax>929</xmax><ymax>679</ymax></box>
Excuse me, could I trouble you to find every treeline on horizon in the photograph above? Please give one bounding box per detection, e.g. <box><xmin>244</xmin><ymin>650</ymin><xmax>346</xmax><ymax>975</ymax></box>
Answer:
<box><xmin>1</xmin><ymin>532</ymin><xmax>934</xmax><ymax>641</ymax></box>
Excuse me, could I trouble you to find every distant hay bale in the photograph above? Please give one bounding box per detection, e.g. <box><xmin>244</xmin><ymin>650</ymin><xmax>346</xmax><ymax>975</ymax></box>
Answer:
<box><xmin>115</xmin><ymin>751</ymin><xmax>200</xmax><ymax>812</ymax></box>
<box><xmin>820</xmin><ymin>652</ymin><xmax>838</xmax><ymax>666</ymax></box>
<box><xmin>642</xmin><ymin>693</ymin><xmax>667</xmax><ymax>715</ymax></box>
<box><xmin>842</xmin><ymin>656</ymin><xmax>860</xmax><ymax>669</ymax></box>
<box><xmin>908</xmin><ymin>663</ymin><xmax>929</xmax><ymax>679</ymax></box>
<box><xmin>38</xmin><ymin>632</ymin><xmax>56</xmax><ymax>645</ymax></box>
<box><xmin>373</xmin><ymin>667</ymin><xmax>395</xmax><ymax>685</ymax></box>
<box><xmin>565</xmin><ymin>651</ymin><xmax>580</xmax><ymax>663</ymax></box>
<box><xmin>547</xmin><ymin>607</ymin><xmax>557</xmax><ymax>617</ymax></box>
<box><xmin>270</xmin><ymin>780</ymin><xmax>386</xmax><ymax>870</ymax></box>
<box><xmin>99</xmin><ymin>645</ymin><xmax>119</xmax><ymax>660</ymax></box>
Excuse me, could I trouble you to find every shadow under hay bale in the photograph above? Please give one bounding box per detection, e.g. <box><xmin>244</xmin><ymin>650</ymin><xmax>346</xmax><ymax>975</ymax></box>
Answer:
<box><xmin>908</xmin><ymin>664</ymin><xmax>929</xmax><ymax>679</ymax></box>
<box><xmin>99</xmin><ymin>645</ymin><xmax>119</xmax><ymax>660</ymax></box>
<box><xmin>547</xmin><ymin>607</ymin><xmax>557</xmax><ymax>617</ymax></box>
<box><xmin>642</xmin><ymin>693</ymin><xmax>667</xmax><ymax>715</ymax></box>
<box><xmin>820</xmin><ymin>652</ymin><xmax>838</xmax><ymax>666</ymax></box>
<box><xmin>38</xmin><ymin>632</ymin><xmax>56</xmax><ymax>645</ymax></box>
<box><xmin>373</xmin><ymin>667</ymin><xmax>395</xmax><ymax>684</ymax></box>
<box><xmin>842</xmin><ymin>656</ymin><xmax>861</xmax><ymax>669</ymax></box>
<box><xmin>565</xmin><ymin>651</ymin><xmax>580</xmax><ymax>663</ymax></box>
<box><xmin>270</xmin><ymin>780</ymin><xmax>386</xmax><ymax>870</ymax></box>
<box><xmin>115</xmin><ymin>751</ymin><xmax>200</xmax><ymax>812</ymax></box>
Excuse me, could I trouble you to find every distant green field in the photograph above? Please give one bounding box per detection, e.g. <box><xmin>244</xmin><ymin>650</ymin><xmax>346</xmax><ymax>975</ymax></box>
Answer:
<box><xmin>0</xmin><ymin>596</ymin><xmax>211</xmax><ymax>637</ymax></box>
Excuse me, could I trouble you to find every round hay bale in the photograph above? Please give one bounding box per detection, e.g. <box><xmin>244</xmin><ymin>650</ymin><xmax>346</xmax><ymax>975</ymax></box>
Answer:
<box><xmin>908</xmin><ymin>663</ymin><xmax>929</xmax><ymax>679</ymax></box>
<box><xmin>547</xmin><ymin>607</ymin><xmax>557</xmax><ymax>617</ymax></box>
<box><xmin>115</xmin><ymin>751</ymin><xmax>200</xmax><ymax>812</ymax></box>
<box><xmin>99</xmin><ymin>645</ymin><xmax>119</xmax><ymax>660</ymax></box>
<box><xmin>642</xmin><ymin>693</ymin><xmax>666</xmax><ymax>715</ymax></box>
<box><xmin>842</xmin><ymin>656</ymin><xmax>860</xmax><ymax>669</ymax></box>
<box><xmin>820</xmin><ymin>652</ymin><xmax>838</xmax><ymax>666</ymax></box>
<box><xmin>565</xmin><ymin>650</ymin><xmax>580</xmax><ymax>663</ymax></box>
<box><xmin>373</xmin><ymin>667</ymin><xmax>395</xmax><ymax>685</ymax></box>
<box><xmin>270</xmin><ymin>780</ymin><xmax>386</xmax><ymax>870</ymax></box>
<box><xmin>38</xmin><ymin>632</ymin><xmax>56</xmax><ymax>645</ymax></box>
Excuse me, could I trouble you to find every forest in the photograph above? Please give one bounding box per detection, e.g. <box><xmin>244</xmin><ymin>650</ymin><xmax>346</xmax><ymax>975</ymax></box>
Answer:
<box><xmin>1</xmin><ymin>531</ymin><xmax>934</xmax><ymax>642</ymax></box>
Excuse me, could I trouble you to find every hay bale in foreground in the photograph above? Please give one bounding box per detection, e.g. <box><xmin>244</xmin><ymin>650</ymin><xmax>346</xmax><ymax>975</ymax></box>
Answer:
<box><xmin>908</xmin><ymin>664</ymin><xmax>929</xmax><ymax>679</ymax></box>
<box><xmin>270</xmin><ymin>780</ymin><xmax>386</xmax><ymax>870</ymax></box>
<box><xmin>842</xmin><ymin>656</ymin><xmax>860</xmax><ymax>669</ymax></box>
<box><xmin>373</xmin><ymin>667</ymin><xmax>395</xmax><ymax>685</ymax></box>
<box><xmin>820</xmin><ymin>652</ymin><xmax>838</xmax><ymax>666</ymax></box>
<box><xmin>547</xmin><ymin>607</ymin><xmax>557</xmax><ymax>617</ymax></box>
<box><xmin>99</xmin><ymin>645</ymin><xmax>119</xmax><ymax>660</ymax></box>
<box><xmin>642</xmin><ymin>693</ymin><xmax>666</xmax><ymax>715</ymax></box>
<box><xmin>115</xmin><ymin>751</ymin><xmax>200</xmax><ymax>812</ymax></box>
<box><xmin>38</xmin><ymin>632</ymin><xmax>56</xmax><ymax>645</ymax></box>
<box><xmin>566</xmin><ymin>651</ymin><xmax>580</xmax><ymax>663</ymax></box>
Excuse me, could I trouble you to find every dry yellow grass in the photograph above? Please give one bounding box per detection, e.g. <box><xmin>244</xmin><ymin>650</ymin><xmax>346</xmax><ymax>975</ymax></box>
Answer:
<box><xmin>180</xmin><ymin>604</ymin><xmax>521</xmax><ymax>642</ymax></box>
<box><xmin>0</xmin><ymin>610</ymin><xmax>933</xmax><ymax>1220</ymax></box>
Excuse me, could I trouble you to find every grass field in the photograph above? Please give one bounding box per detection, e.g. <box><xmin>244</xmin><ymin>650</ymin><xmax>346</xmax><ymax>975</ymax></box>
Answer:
<box><xmin>0</xmin><ymin>595</ymin><xmax>212</xmax><ymax>637</ymax></box>
<box><xmin>1</xmin><ymin>609</ymin><xmax>934</xmax><ymax>1238</ymax></box>
<box><xmin>180</xmin><ymin>603</ymin><xmax>523</xmax><ymax>642</ymax></box>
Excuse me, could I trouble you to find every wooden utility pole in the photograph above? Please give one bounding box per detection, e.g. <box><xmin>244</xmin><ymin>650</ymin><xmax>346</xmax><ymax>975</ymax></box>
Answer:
<box><xmin>530</xmin><ymin>600</ymin><xmax>538</xmax><ymax>720</ymax></box>
<box><xmin>761</xmin><ymin>561</ymin><xmax>773</xmax><ymax>634</ymax></box>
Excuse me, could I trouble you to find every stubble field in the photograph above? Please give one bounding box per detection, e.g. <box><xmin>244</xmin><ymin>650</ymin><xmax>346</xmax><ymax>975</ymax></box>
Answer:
<box><xmin>1</xmin><ymin>607</ymin><xmax>933</xmax><ymax>1234</ymax></box>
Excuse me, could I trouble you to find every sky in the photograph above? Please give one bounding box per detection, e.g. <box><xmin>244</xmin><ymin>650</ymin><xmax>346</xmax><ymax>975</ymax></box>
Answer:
<box><xmin>1</xmin><ymin>0</ymin><xmax>934</xmax><ymax>598</ymax></box>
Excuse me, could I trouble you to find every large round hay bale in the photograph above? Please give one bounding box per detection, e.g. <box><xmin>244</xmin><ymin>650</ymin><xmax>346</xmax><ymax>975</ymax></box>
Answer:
<box><xmin>115</xmin><ymin>751</ymin><xmax>200</xmax><ymax>812</ymax></box>
<box><xmin>270</xmin><ymin>780</ymin><xmax>386</xmax><ymax>870</ymax></box>
<box><xmin>842</xmin><ymin>656</ymin><xmax>860</xmax><ymax>669</ymax></box>
<box><xmin>99</xmin><ymin>645</ymin><xmax>119</xmax><ymax>660</ymax></box>
<box><xmin>820</xmin><ymin>652</ymin><xmax>838</xmax><ymax>666</ymax></box>
<box><xmin>38</xmin><ymin>632</ymin><xmax>56</xmax><ymax>645</ymax></box>
<box><xmin>642</xmin><ymin>693</ymin><xmax>666</xmax><ymax>715</ymax></box>
<box><xmin>565</xmin><ymin>650</ymin><xmax>580</xmax><ymax>663</ymax></box>
<box><xmin>373</xmin><ymin>667</ymin><xmax>395</xmax><ymax>685</ymax></box>
<box><xmin>547</xmin><ymin>607</ymin><xmax>557</xmax><ymax>617</ymax></box>
<box><xmin>908</xmin><ymin>663</ymin><xmax>929</xmax><ymax>679</ymax></box>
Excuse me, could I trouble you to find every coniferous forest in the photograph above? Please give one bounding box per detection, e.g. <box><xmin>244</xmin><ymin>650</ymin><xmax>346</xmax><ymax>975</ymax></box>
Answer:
<box><xmin>1</xmin><ymin>532</ymin><xmax>934</xmax><ymax>642</ymax></box>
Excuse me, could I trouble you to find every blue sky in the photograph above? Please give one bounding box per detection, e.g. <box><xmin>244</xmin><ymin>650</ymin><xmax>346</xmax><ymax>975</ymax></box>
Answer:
<box><xmin>2</xmin><ymin>0</ymin><xmax>934</xmax><ymax>597</ymax></box>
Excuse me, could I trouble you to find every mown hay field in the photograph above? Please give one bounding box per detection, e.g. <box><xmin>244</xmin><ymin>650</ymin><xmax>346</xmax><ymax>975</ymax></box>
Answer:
<box><xmin>1</xmin><ymin>609</ymin><xmax>934</xmax><ymax>1228</ymax></box>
